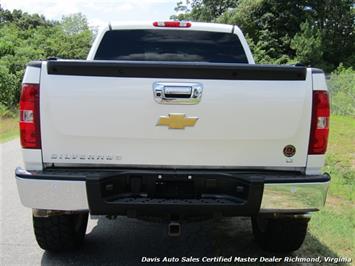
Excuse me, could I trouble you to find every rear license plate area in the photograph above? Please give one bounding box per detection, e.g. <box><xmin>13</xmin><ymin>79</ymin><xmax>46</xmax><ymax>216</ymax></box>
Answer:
<box><xmin>154</xmin><ymin>180</ymin><xmax>197</xmax><ymax>198</ymax></box>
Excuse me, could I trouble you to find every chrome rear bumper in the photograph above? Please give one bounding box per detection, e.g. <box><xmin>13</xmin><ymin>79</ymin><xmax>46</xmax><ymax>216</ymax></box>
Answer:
<box><xmin>15</xmin><ymin>167</ymin><xmax>330</xmax><ymax>215</ymax></box>
<box><xmin>260</xmin><ymin>181</ymin><xmax>329</xmax><ymax>212</ymax></box>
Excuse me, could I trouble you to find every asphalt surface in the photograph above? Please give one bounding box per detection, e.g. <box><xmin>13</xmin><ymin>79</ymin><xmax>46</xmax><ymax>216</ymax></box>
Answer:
<box><xmin>0</xmin><ymin>139</ymin><xmax>337</xmax><ymax>266</ymax></box>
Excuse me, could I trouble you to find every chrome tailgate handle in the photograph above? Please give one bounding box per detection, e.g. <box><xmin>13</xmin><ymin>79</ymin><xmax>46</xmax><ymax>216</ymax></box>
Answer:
<box><xmin>164</xmin><ymin>86</ymin><xmax>192</xmax><ymax>97</ymax></box>
<box><xmin>153</xmin><ymin>82</ymin><xmax>203</xmax><ymax>105</ymax></box>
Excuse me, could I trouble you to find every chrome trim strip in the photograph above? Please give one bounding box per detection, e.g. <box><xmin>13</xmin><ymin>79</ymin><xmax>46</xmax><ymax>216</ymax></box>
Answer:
<box><xmin>260</xmin><ymin>182</ymin><xmax>329</xmax><ymax>212</ymax></box>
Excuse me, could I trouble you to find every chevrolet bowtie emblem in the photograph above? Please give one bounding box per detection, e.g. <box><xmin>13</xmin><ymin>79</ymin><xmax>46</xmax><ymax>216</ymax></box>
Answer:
<box><xmin>157</xmin><ymin>113</ymin><xmax>198</xmax><ymax>129</ymax></box>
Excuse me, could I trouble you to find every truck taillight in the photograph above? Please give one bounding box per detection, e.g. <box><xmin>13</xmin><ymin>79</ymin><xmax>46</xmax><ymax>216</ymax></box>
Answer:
<box><xmin>308</xmin><ymin>90</ymin><xmax>330</xmax><ymax>154</ymax></box>
<box><xmin>153</xmin><ymin>21</ymin><xmax>191</xmax><ymax>28</ymax></box>
<box><xmin>19</xmin><ymin>83</ymin><xmax>41</xmax><ymax>149</ymax></box>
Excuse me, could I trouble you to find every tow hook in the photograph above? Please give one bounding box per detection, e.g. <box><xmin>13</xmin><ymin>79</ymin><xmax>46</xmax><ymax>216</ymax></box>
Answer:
<box><xmin>168</xmin><ymin>221</ymin><xmax>181</xmax><ymax>237</ymax></box>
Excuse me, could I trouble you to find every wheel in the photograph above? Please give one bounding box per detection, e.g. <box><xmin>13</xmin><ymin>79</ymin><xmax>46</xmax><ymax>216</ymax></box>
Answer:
<box><xmin>252</xmin><ymin>215</ymin><xmax>309</xmax><ymax>252</ymax></box>
<box><xmin>33</xmin><ymin>212</ymin><xmax>88</xmax><ymax>252</ymax></box>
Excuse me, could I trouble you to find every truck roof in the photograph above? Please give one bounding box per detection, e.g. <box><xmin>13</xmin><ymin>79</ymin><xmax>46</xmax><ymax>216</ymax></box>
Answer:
<box><xmin>107</xmin><ymin>21</ymin><xmax>235</xmax><ymax>33</ymax></box>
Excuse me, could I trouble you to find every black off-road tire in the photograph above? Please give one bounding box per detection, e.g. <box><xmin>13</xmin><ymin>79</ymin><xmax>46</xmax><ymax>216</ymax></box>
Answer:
<box><xmin>33</xmin><ymin>212</ymin><xmax>88</xmax><ymax>252</ymax></box>
<box><xmin>252</xmin><ymin>215</ymin><xmax>309</xmax><ymax>253</ymax></box>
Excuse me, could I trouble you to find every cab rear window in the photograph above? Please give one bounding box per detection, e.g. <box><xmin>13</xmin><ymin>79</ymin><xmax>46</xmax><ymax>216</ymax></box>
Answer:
<box><xmin>94</xmin><ymin>29</ymin><xmax>248</xmax><ymax>63</ymax></box>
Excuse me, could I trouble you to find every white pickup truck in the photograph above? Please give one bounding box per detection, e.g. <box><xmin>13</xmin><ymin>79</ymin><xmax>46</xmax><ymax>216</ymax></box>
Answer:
<box><xmin>15</xmin><ymin>21</ymin><xmax>330</xmax><ymax>253</ymax></box>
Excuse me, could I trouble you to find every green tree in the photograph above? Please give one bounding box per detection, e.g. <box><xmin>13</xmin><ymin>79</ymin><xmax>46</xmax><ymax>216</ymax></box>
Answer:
<box><xmin>218</xmin><ymin>0</ymin><xmax>309</xmax><ymax>62</ymax></box>
<box><xmin>0</xmin><ymin>64</ymin><xmax>19</xmax><ymax>108</ymax></box>
<box><xmin>0</xmin><ymin>8</ymin><xmax>93</xmax><ymax>111</ymax></box>
<box><xmin>61</xmin><ymin>13</ymin><xmax>89</xmax><ymax>35</ymax></box>
<box><xmin>0</xmin><ymin>5</ymin><xmax>53</xmax><ymax>29</ymax></box>
<box><xmin>291</xmin><ymin>21</ymin><xmax>323</xmax><ymax>66</ymax></box>
<box><xmin>215</xmin><ymin>0</ymin><xmax>354</xmax><ymax>69</ymax></box>
<box><xmin>171</xmin><ymin>0</ymin><xmax>239</xmax><ymax>21</ymax></box>
<box><xmin>305</xmin><ymin>0</ymin><xmax>354</xmax><ymax>70</ymax></box>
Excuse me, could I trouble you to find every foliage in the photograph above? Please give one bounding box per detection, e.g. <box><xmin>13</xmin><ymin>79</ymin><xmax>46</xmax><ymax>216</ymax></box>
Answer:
<box><xmin>0</xmin><ymin>6</ymin><xmax>93</xmax><ymax>111</ymax></box>
<box><xmin>61</xmin><ymin>13</ymin><xmax>89</xmax><ymax>35</ymax></box>
<box><xmin>0</xmin><ymin>63</ymin><xmax>19</xmax><ymax>109</ymax></box>
<box><xmin>0</xmin><ymin>103</ymin><xmax>17</xmax><ymax>118</ymax></box>
<box><xmin>290</xmin><ymin>21</ymin><xmax>323</xmax><ymax>66</ymax></box>
<box><xmin>306</xmin><ymin>0</ymin><xmax>355</xmax><ymax>70</ymax></box>
<box><xmin>327</xmin><ymin>65</ymin><xmax>355</xmax><ymax>116</ymax></box>
<box><xmin>0</xmin><ymin>6</ymin><xmax>55</xmax><ymax>29</ymax></box>
<box><xmin>171</xmin><ymin>0</ymin><xmax>239</xmax><ymax>21</ymax></box>
<box><xmin>173</xmin><ymin>0</ymin><xmax>354</xmax><ymax>71</ymax></box>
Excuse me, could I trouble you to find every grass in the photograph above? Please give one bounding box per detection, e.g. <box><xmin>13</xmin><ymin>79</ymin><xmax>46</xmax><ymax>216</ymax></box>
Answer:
<box><xmin>308</xmin><ymin>197</ymin><xmax>354</xmax><ymax>260</ymax></box>
<box><xmin>324</xmin><ymin>115</ymin><xmax>355</xmax><ymax>201</ymax></box>
<box><xmin>0</xmin><ymin>116</ymin><xmax>19</xmax><ymax>143</ymax></box>
<box><xmin>309</xmin><ymin>115</ymin><xmax>355</xmax><ymax>261</ymax></box>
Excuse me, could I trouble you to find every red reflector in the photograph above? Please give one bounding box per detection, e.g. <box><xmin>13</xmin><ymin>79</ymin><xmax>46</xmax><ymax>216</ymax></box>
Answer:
<box><xmin>19</xmin><ymin>83</ymin><xmax>41</xmax><ymax>149</ymax></box>
<box><xmin>308</xmin><ymin>91</ymin><xmax>330</xmax><ymax>154</ymax></box>
<box><xmin>153</xmin><ymin>21</ymin><xmax>191</xmax><ymax>28</ymax></box>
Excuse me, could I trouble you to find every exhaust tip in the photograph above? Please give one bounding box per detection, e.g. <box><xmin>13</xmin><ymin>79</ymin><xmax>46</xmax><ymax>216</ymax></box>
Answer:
<box><xmin>168</xmin><ymin>222</ymin><xmax>181</xmax><ymax>237</ymax></box>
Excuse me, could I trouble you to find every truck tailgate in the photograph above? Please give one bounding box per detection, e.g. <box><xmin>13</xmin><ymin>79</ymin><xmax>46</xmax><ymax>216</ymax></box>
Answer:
<box><xmin>40</xmin><ymin>61</ymin><xmax>312</xmax><ymax>168</ymax></box>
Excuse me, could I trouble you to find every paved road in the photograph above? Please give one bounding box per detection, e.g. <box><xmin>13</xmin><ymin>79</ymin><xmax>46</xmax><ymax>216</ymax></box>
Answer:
<box><xmin>0</xmin><ymin>139</ymin><xmax>337</xmax><ymax>266</ymax></box>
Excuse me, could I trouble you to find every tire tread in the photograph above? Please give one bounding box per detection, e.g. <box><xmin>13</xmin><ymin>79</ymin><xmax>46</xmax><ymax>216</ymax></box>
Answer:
<box><xmin>252</xmin><ymin>216</ymin><xmax>308</xmax><ymax>252</ymax></box>
<box><xmin>33</xmin><ymin>213</ymin><xmax>88</xmax><ymax>252</ymax></box>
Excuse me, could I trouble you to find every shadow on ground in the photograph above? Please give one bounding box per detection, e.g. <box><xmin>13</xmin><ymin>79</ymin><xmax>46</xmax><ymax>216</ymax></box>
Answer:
<box><xmin>41</xmin><ymin>216</ymin><xmax>343</xmax><ymax>266</ymax></box>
